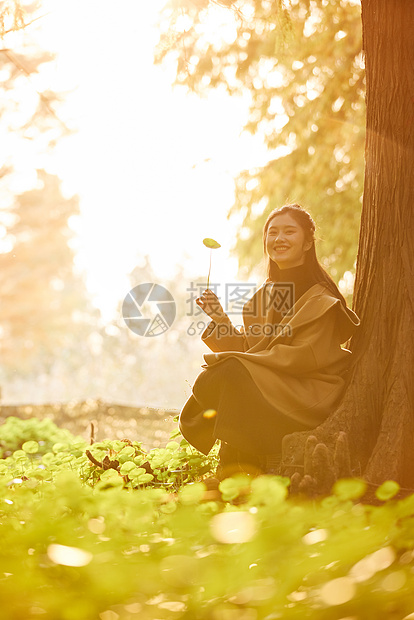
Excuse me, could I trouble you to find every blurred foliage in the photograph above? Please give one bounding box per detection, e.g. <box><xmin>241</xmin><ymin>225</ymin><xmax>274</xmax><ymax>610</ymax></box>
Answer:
<box><xmin>0</xmin><ymin>0</ymin><xmax>25</xmax><ymax>36</ymax></box>
<box><xmin>155</xmin><ymin>0</ymin><xmax>364</xmax><ymax>288</ymax></box>
<box><xmin>0</xmin><ymin>400</ymin><xmax>178</xmax><ymax>451</ymax></box>
<box><xmin>0</xmin><ymin>170</ymin><xmax>95</xmax><ymax>370</ymax></box>
<box><xmin>1</xmin><ymin>416</ymin><xmax>414</xmax><ymax>619</ymax></box>
<box><xmin>0</xmin><ymin>415</ymin><xmax>218</xmax><ymax>489</ymax></box>
<box><xmin>0</xmin><ymin>415</ymin><xmax>84</xmax><ymax>457</ymax></box>
<box><xmin>0</xmin><ymin>0</ymin><xmax>69</xmax><ymax>154</ymax></box>
<box><xmin>0</xmin><ymin>2</ymin><xmax>95</xmax><ymax>375</ymax></box>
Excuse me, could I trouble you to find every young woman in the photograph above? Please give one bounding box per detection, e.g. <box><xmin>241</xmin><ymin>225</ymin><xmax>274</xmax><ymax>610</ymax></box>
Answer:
<box><xmin>179</xmin><ymin>204</ymin><xmax>360</xmax><ymax>478</ymax></box>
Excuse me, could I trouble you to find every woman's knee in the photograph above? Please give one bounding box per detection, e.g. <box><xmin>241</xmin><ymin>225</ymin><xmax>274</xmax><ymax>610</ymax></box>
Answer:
<box><xmin>192</xmin><ymin>357</ymin><xmax>249</xmax><ymax>407</ymax></box>
<box><xmin>218</xmin><ymin>357</ymin><xmax>249</xmax><ymax>380</ymax></box>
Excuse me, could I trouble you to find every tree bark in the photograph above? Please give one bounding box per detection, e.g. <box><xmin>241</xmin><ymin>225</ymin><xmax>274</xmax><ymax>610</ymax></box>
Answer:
<box><xmin>283</xmin><ymin>0</ymin><xmax>414</xmax><ymax>489</ymax></box>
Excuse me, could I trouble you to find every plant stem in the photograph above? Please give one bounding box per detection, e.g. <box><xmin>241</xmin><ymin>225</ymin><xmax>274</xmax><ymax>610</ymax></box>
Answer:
<box><xmin>207</xmin><ymin>249</ymin><xmax>212</xmax><ymax>290</ymax></box>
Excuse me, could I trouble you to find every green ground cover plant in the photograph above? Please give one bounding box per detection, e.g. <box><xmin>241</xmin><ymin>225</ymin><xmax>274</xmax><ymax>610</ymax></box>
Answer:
<box><xmin>1</xmin><ymin>417</ymin><xmax>414</xmax><ymax>620</ymax></box>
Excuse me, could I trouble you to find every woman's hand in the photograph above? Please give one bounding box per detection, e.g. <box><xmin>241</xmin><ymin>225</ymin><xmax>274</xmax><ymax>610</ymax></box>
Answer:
<box><xmin>196</xmin><ymin>289</ymin><xmax>225</xmax><ymax>322</ymax></box>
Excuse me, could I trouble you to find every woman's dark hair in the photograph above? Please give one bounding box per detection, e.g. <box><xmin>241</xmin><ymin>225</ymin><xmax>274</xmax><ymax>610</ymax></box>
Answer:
<box><xmin>262</xmin><ymin>203</ymin><xmax>348</xmax><ymax>307</ymax></box>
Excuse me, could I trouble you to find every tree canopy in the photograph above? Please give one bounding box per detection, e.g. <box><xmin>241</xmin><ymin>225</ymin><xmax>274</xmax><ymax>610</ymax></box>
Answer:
<box><xmin>156</xmin><ymin>0</ymin><xmax>364</xmax><ymax>290</ymax></box>
<box><xmin>0</xmin><ymin>171</ymin><xmax>91</xmax><ymax>371</ymax></box>
<box><xmin>0</xmin><ymin>3</ymin><xmax>90</xmax><ymax>375</ymax></box>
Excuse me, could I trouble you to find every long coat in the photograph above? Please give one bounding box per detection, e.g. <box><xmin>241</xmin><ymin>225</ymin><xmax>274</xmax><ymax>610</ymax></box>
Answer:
<box><xmin>198</xmin><ymin>281</ymin><xmax>360</xmax><ymax>428</ymax></box>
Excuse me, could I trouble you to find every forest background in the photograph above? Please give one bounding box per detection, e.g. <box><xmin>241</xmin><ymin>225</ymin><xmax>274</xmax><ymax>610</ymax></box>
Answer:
<box><xmin>0</xmin><ymin>0</ymin><xmax>363</xmax><ymax>411</ymax></box>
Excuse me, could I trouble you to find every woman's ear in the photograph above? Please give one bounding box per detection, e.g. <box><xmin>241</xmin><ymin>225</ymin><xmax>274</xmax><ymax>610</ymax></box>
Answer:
<box><xmin>304</xmin><ymin>240</ymin><xmax>313</xmax><ymax>252</ymax></box>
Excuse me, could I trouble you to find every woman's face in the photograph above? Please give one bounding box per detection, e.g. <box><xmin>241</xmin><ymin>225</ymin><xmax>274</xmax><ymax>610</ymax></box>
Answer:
<box><xmin>265</xmin><ymin>213</ymin><xmax>312</xmax><ymax>269</ymax></box>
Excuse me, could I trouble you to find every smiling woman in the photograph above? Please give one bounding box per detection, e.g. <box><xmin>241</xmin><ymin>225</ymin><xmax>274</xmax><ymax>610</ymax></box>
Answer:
<box><xmin>265</xmin><ymin>212</ymin><xmax>313</xmax><ymax>270</ymax></box>
<box><xmin>179</xmin><ymin>204</ymin><xmax>360</xmax><ymax>479</ymax></box>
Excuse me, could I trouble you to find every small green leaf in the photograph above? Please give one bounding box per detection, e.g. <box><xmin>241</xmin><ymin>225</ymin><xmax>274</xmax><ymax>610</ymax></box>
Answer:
<box><xmin>120</xmin><ymin>461</ymin><xmax>137</xmax><ymax>475</ymax></box>
<box><xmin>96</xmin><ymin>469</ymin><xmax>124</xmax><ymax>490</ymax></box>
<box><xmin>219</xmin><ymin>475</ymin><xmax>251</xmax><ymax>502</ymax></box>
<box><xmin>179</xmin><ymin>482</ymin><xmax>206</xmax><ymax>505</ymax></box>
<box><xmin>100</xmin><ymin>469</ymin><xmax>121</xmax><ymax>480</ymax></box>
<box><xmin>118</xmin><ymin>446</ymin><xmax>135</xmax><ymax>458</ymax></box>
<box><xmin>169</xmin><ymin>428</ymin><xmax>181</xmax><ymax>440</ymax></box>
<box><xmin>375</xmin><ymin>480</ymin><xmax>400</xmax><ymax>501</ymax></box>
<box><xmin>129</xmin><ymin>467</ymin><xmax>146</xmax><ymax>478</ymax></box>
<box><xmin>136</xmin><ymin>473</ymin><xmax>154</xmax><ymax>484</ymax></box>
<box><xmin>13</xmin><ymin>449</ymin><xmax>28</xmax><ymax>460</ymax></box>
<box><xmin>22</xmin><ymin>441</ymin><xmax>39</xmax><ymax>454</ymax></box>
<box><xmin>166</xmin><ymin>441</ymin><xmax>180</xmax><ymax>451</ymax></box>
<box><xmin>333</xmin><ymin>478</ymin><xmax>367</xmax><ymax>501</ymax></box>
<box><xmin>250</xmin><ymin>476</ymin><xmax>287</xmax><ymax>504</ymax></box>
<box><xmin>203</xmin><ymin>237</ymin><xmax>221</xmax><ymax>249</ymax></box>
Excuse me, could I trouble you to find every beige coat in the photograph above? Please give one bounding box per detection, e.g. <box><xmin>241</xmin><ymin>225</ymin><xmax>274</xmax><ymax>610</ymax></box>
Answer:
<box><xmin>200</xmin><ymin>282</ymin><xmax>360</xmax><ymax>427</ymax></box>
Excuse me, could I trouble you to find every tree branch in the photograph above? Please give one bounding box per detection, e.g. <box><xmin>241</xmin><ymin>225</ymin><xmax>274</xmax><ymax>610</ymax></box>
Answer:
<box><xmin>1</xmin><ymin>48</ymin><xmax>71</xmax><ymax>134</ymax></box>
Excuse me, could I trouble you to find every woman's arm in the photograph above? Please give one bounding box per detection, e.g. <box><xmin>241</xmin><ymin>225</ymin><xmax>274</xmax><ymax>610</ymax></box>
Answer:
<box><xmin>196</xmin><ymin>289</ymin><xmax>248</xmax><ymax>353</ymax></box>
<box><xmin>201</xmin><ymin>314</ymin><xmax>248</xmax><ymax>352</ymax></box>
<box><xmin>203</xmin><ymin>303</ymin><xmax>351</xmax><ymax>371</ymax></box>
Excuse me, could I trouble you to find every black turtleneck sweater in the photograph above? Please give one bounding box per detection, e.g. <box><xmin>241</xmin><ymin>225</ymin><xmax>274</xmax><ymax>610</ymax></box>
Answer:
<box><xmin>267</xmin><ymin>261</ymin><xmax>321</xmax><ymax>324</ymax></box>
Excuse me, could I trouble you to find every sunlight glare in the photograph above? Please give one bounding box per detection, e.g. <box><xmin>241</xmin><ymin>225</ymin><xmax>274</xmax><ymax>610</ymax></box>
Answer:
<box><xmin>12</xmin><ymin>0</ymin><xmax>270</xmax><ymax>320</ymax></box>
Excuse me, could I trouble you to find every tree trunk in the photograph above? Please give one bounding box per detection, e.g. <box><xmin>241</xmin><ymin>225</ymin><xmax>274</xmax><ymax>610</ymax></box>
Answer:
<box><xmin>282</xmin><ymin>0</ymin><xmax>414</xmax><ymax>490</ymax></box>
